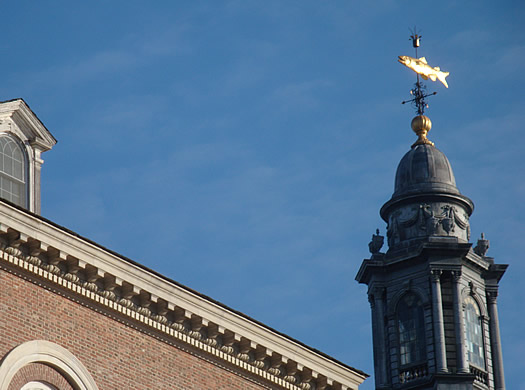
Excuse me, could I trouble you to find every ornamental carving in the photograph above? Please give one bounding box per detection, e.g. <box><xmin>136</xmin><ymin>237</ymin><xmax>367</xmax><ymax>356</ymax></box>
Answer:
<box><xmin>368</xmin><ymin>229</ymin><xmax>384</xmax><ymax>254</ymax></box>
<box><xmin>386</xmin><ymin>202</ymin><xmax>470</xmax><ymax>248</ymax></box>
<box><xmin>474</xmin><ymin>233</ymin><xmax>490</xmax><ymax>257</ymax></box>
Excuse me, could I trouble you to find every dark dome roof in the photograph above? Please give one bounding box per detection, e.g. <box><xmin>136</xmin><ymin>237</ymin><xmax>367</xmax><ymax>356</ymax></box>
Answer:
<box><xmin>394</xmin><ymin>144</ymin><xmax>459</xmax><ymax>197</ymax></box>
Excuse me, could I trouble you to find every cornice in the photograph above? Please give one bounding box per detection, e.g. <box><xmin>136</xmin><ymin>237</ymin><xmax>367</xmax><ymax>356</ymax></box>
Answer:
<box><xmin>0</xmin><ymin>201</ymin><xmax>367</xmax><ymax>390</ymax></box>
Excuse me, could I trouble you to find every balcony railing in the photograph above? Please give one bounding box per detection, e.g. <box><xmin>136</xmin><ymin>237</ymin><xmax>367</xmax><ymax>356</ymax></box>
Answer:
<box><xmin>470</xmin><ymin>365</ymin><xmax>488</xmax><ymax>385</ymax></box>
<box><xmin>399</xmin><ymin>363</ymin><xmax>429</xmax><ymax>384</ymax></box>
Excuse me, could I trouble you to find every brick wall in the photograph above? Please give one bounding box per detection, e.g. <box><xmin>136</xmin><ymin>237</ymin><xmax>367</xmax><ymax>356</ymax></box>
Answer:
<box><xmin>0</xmin><ymin>268</ymin><xmax>272</xmax><ymax>390</ymax></box>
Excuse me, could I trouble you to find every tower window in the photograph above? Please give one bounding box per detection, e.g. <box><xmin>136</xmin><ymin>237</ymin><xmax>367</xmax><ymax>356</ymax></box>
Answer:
<box><xmin>0</xmin><ymin>135</ymin><xmax>26</xmax><ymax>207</ymax></box>
<box><xmin>397</xmin><ymin>293</ymin><xmax>426</xmax><ymax>366</ymax></box>
<box><xmin>464</xmin><ymin>296</ymin><xmax>485</xmax><ymax>368</ymax></box>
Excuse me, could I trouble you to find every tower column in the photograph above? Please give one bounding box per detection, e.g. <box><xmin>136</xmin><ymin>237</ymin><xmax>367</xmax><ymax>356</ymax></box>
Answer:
<box><xmin>430</xmin><ymin>269</ymin><xmax>447</xmax><ymax>373</ymax></box>
<box><xmin>369</xmin><ymin>287</ymin><xmax>388</xmax><ymax>388</ymax></box>
<box><xmin>452</xmin><ymin>271</ymin><xmax>469</xmax><ymax>373</ymax></box>
<box><xmin>487</xmin><ymin>290</ymin><xmax>505</xmax><ymax>390</ymax></box>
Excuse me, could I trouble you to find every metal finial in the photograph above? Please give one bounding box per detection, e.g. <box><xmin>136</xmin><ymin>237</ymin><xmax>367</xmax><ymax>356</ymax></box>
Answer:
<box><xmin>410</xmin><ymin>27</ymin><xmax>422</xmax><ymax>51</ymax></box>
<box><xmin>411</xmin><ymin>33</ymin><xmax>421</xmax><ymax>48</ymax></box>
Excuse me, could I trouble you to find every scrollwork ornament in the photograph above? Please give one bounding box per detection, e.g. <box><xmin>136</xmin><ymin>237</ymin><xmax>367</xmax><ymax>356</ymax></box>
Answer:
<box><xmin>189</xmin><ymin>329</ymin><xmax>203</xmax><ymax>340</ymax></box>
<box><xmin>169</xmin><ymin>320</ymin><xmax>185</xmax><ymax>332</ymax></box>
<box><xmin>5</xmin><ymin>245</ymin><xmax>23</xmax><ymax>257</ymax></box>
<box><xmin>137</xmin><ymin>305</ymin><xmax>152</xmax><ymax>317</ymax></box>
<box><xmin>118</xmin><ymin>297</ymin><xmax>136</xmax><ymax>309</ymax></box>
<box><xmin>204</xmin><ymin>336</ymin><xmax>219</xmax><ymax>348</ymax></box>
<box><xmin>83</xmin><ymin>280</ymin><xmax>99</xmax><ymax>292</ymax></box>
<box><xmin>268</xmin><ymin>361</ymin><xmax>283</xmax><ymax>377</ymax></box>
<box><xmin>26</xmin><ymin>255</ymin><xmax>42</xmax><ymax>266</ymax></box>
<box><xmin>220</xmin><ymin>333</ymin><xmax>236</xmax><ymax>355</ymax></box>
<box><xmin>63</xmin><ymin>271</ymin><xmax>80</xmax><ymax>284</ymax></box>
<box><xmin>203</xmin><ymin>326</ymin><xmax>219</xmax><ymax>347</ymax></box>
<box><xmin>253</xmin><ymin>356</ymin><xmax>267</xmax><ymax>370</ymax></box>
<box><xmin>283</xmin><ymin>373</ymin><xmax>298</xmax><ymax>384</ymax></box>
<box><xmin>237</xmin><ymin>341</ymin><xmax>252</xmax><ymax>362</ymax></box>
<box><xmin>100</xmin><ymin>284</ymin><xmax>117</xmax><ymax>300</ymax></box>
<box><xmin>220</xmin><ymin>344</ymin><xmax>235</xmax><ymax>355</ymax></box>
<box><xmin>237</xmin><ymin>351</ymin><xmax>251</xmax><ymax>362</ymax></box>
<box><xmin>151</xmin><ymin>309</ymin><xmax>169</xmax><ymax>325</ymax></box>
<box><xmin>300</xmin><ymin>381</ymin><xmax>314</xmax><ymax>390</ymax></box>
<box><xmin>46</xmin><ymin>263</ymin><xmax>62</xmax><ymax>275</ymax></box>
<box><xmin>283</xmin><ymin>363</ymin><xmax>299</xmax><ymax>384</ymax></box>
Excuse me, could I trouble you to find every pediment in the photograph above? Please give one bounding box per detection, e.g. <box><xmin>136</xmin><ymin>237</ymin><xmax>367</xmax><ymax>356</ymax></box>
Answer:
<box><xmin>0</xmin><ymin>99</ymin><xmax>57</xmax><ymax>152</ymax></box>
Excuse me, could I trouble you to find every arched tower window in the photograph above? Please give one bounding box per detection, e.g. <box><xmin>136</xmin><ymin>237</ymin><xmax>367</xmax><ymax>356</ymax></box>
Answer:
<box><xmin>464</xmin><ymin>296</ymin><xmax>485</xmax><ymax>368</ymax></box>
<box><xmin>397</xmin><ymin>292</ymin><xmax>426</xmax><ymax>366</ymax></box>
<box><xmin>0</xmin><ymin>135</ymin><xmax>27</xmax><ymax>207</ymax></box>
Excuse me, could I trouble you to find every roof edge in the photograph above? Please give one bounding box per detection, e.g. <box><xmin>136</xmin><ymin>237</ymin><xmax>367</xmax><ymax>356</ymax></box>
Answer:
<box><xmin>0</xmin><ymin>198</ymin><xmax>368</xmax><ymax>388</ymax></box>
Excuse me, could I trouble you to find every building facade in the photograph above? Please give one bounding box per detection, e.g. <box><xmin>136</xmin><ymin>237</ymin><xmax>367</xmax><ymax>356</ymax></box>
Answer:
<box><xmin>0</xmin><ymin>99</ymin><xmax>368</xmax><ymax>390</ymax></box>
<box><xmin>356</xmin><ymin>115</ymin><xmax>507</xmax><ymax>390</ymax></box>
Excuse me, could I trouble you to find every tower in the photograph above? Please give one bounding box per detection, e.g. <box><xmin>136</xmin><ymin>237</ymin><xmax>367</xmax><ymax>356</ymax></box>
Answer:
<box><xmin>356</xmin><ymin>36</ymin><xmax>507</xmax><ymax>390</ymax></box>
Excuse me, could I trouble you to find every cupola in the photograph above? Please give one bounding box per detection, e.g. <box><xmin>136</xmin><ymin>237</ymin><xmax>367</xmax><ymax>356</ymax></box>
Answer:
<box><xmin>380</xmin><ymin>115</ymin><xmax>473</xmax><ymax>250</ymax></box>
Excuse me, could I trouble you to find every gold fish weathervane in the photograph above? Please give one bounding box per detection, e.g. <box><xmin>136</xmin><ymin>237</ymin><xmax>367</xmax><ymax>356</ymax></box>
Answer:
<box><xmin>398</xmin><ymin>55</ymin><xmax>450</xmax><ymax>88</ymax></box>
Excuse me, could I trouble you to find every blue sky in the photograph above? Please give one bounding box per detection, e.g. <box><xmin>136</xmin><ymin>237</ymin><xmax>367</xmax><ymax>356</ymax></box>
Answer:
<box><xmin>2</xmin><ymin>1</ymin><xmax>524</xmax><ymax>389</ymax></box>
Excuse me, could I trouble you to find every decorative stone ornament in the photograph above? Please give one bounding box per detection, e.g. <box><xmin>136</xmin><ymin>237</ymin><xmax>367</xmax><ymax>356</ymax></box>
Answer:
<box><xmin>474</xmin><ymin>232</ymin><xmax>490</xmax><ymax>257</ymax></box>
<box><xmin>368</xmin><ymin>229</ymin><xmax>384</xmax><ymax>254</ymax></box>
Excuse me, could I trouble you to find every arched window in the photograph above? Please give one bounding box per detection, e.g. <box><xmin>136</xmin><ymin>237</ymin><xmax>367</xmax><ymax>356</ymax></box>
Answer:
<box><xmin>0</xmin><ymin>135</ymin><xmax>26</xmax><ymax>207</ymax></box>
<box><xmin>0</xmin><ymin>340</ymin><xmax>99</xmax><ymax>390</ymax></box>
<box><xmin>397</xmin><ymin>292</ymin><xmax>426</xmax><ymax>366</ymax></box>
<box><xmin>464</xmin><ymin>296</ymin><xmax>485</xmax><ymax>368</ymax></box>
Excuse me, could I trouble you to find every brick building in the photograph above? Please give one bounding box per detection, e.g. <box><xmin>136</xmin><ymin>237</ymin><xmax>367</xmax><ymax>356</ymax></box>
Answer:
<box><xmin>0</xmin><ymin>99</ymin><xmax>368</xmax><ymax>390</ymax></box>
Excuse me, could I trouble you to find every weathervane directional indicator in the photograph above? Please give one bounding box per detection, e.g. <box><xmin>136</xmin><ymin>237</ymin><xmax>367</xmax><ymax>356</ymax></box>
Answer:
<box><xmin>399</xmin><ymin>28</ymin><xmax>449</xmax><ymax>116</ymax></box>
<box><xmin>399</xmin><ymin>28</ymin><xmax>450</xmax><ymax>147</ymax></box>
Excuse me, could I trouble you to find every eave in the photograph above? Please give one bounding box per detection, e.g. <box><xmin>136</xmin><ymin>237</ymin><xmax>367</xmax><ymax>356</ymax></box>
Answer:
<box><xmin>0</xmin><ymin>199</ymin><xmax>367</xmax><ymax>390</ymax></box>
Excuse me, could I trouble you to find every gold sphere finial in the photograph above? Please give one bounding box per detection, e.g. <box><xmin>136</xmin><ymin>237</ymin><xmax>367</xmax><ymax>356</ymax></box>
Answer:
<box><xmin>411</xmin><ymin>115</ymin><xmax>434</xmax><ymax>147</ymax></box>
